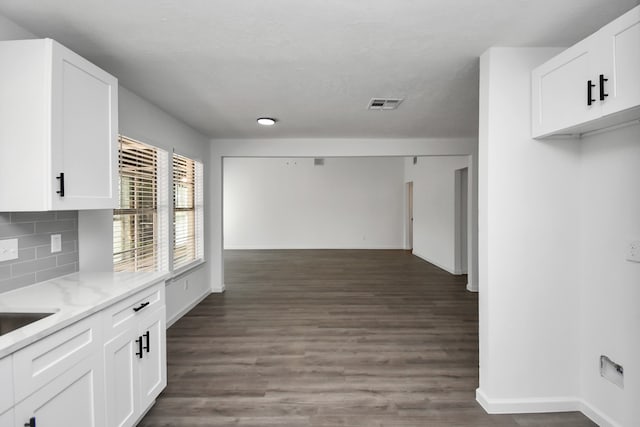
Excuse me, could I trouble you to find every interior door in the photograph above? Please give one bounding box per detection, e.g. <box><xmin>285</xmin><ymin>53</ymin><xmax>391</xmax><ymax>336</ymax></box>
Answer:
<box><xmin>407</xmin><ymin>182</ymin><xmax>413</xmax><ymax>250</ymax></box>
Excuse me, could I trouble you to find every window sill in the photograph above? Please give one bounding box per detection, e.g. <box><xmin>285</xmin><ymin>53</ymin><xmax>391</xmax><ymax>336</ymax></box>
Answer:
<box><xmin>168</xmin><ymin>259</ymin><xmax>206</xmax><ymax>282</ymax></box>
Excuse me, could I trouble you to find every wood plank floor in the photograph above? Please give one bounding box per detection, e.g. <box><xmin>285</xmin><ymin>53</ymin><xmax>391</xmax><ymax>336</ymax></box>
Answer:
<box><xmin>139</xmin><ymin>250</ymin><xmax>595</xmax><ymax>427</ymax></box>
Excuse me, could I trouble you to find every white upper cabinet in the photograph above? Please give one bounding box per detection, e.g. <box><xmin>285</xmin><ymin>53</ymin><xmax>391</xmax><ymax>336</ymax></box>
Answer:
<box><xmin>531</xmin><ymin>37</ymin><xmax>600</xmax><ymax>136</ymax></box>
<box><xmin>597</xmin><ymin>7</ymin><xmax>640</xmax><ymax>116</ymax></box>
<box><xmin>0</xmin><ymin>39</ymin><xmax>118</xmax><ymax>211</ymax></box>
<box><xmin>532</xmin><ymin>5</ymin><xmax>640</xmax><ymax>138</ymax></box>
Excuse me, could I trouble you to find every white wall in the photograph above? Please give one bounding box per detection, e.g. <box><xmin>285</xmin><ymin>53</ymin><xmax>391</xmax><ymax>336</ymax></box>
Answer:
<box><xmin>404</xmin><ymin>156</ymin><xmax>470</xmax><ymax>274</ymax></box>
<box><xmin>578</xmin><ymin>123</ymin><xmax>640</xmax><ymax>427</ymax></box>
<box><xmin>210</xmin><ymin>137</ymin><xmax>478</xmax><ymax>292</ymax></box>
<box><xmin>478</xmin><ymin>47</ymin><xmax>582</xmax><ymax>408</ymax></box>
<box><xmin>224</xmin><ymin>157</ymin><xmax>405</xmax><ymax>249</ymax></box>
<box><xmin>479</xmin><ymin>46</ymin><xmax>640</xmax><ymax>426</ymax></box>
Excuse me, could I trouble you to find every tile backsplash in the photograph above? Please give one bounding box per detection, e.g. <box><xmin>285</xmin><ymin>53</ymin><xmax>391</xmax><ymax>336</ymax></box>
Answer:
<box><xmin>0</xmin><ymin>211</ymin><xmax>78</xmax><ymax>294</ymax></box>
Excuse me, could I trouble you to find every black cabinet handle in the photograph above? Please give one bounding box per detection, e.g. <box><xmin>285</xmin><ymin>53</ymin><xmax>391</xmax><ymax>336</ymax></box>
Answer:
<box><xmin>135</xmin><ymin>336</ymin><xmax>143</xmax><ymax>359</ymax></box>
<box><xmin>24</xmin><ymin>417</ymin><xmax>36</xmax><ymax>427</ymax></box>
<box><xmin>587</xmin><ymin>80</ymin><xmax>595</xmax><ymax>106</ymax></box>
<box><xmin>144</xmin><ymin>330</ymin><xmax>150</xmax><ymax>353</ymax></box>
<box><xmin>599</xmin><ymin>74</ymin><xmax>609</xmax><ymax>101</ymax></box>
<box><xmin>56</xmin><ymin>173</ymin><xmax>65</xmax><ymax>197</ymax></box>
<box><xmin>133</xmin><ymin>301</ymin><xmax>150</xmax><ymax>312</ymax></box>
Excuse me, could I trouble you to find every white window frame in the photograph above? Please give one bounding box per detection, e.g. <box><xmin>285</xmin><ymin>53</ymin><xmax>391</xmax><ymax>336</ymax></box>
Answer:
<box><xmin>172</xmin><ymin>152</ymin><xmax>204</xmax><ymax>273</ymax></box>
<box><xmin>113</xmin><ymin>136</ymin><xmax>169</xmax><ymax>272</ymax></box>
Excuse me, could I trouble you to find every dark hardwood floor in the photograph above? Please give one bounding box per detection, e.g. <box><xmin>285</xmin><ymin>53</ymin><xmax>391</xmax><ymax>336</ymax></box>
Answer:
<box><xmin>139</xmin><ymin>250</ymin><xmax>595</xmax><ymax>427</ymax></box>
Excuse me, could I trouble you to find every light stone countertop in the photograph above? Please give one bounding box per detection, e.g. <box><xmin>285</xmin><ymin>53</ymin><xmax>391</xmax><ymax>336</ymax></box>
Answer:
<box><xmin>0</xmin><ymin>271</ymin><xmax>169</xmax><ymax>358</ymax></box>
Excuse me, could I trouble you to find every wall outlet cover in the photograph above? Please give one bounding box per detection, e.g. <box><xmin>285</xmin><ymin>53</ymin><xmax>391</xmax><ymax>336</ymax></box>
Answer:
<box><xmin>51</xmin><ymin>234</ymin><xmax>62</xmax><ymax>253</ymax></box>
<box><xmin>626</xmin><ymin>240</ymin><xmax>640</xmax><ymax>262</ymax></box>
<box><xmin>0</xmin><ymin>238</ymin><xmax>18</xmax><ymax>262</ymax></box>
<box><xmin>600</xmin><ymin>355</ymin><xmax>624</xmax><ymax>388</ymax></box>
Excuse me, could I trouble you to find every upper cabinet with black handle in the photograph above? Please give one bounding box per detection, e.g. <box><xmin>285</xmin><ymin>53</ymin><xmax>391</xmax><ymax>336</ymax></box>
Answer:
<box><xmin>0</xmin><ymin>38</ymin><xmax>118</xmax><ymax>211</ymax></box>
<box><xmin>531</xmin><ymin>5</ymin><xmax>640</xmax><ymax>139</ymax></box>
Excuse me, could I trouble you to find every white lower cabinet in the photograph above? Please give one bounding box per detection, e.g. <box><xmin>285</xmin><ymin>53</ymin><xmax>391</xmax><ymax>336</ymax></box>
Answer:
<box><xmin>14</xmin><ymin>354</ymin><xmax>105</xmax><ymax>427</ymax></box>
<box><xmin>104</xmin><ymin>305</ymin><xmax>167</xmax><ymax>427</ymax></box>
<box><xmin>139</xmin><ymin>306</ymin><xmax>167</xmax><ymax>411</ymax></box>
<box><xmin>102</xmin><ymin>282</ymin><xmax>167</xmax><ymax>426</ymax></box>
<box><xmin>104</xmin><ymin>329</ymin><xmax>140</xmax><ymax>427</ymax></box>
<box><xmin>5</xmin><ymin>281</ymin><xmax>166</xmax><ymax>427</ymax></box>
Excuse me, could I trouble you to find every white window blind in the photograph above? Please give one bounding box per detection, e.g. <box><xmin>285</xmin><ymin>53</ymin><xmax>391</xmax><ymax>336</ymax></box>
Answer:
<box><xmin>173</xmin><ymin>153</ymin><xmax>203</xmax><ymax>270</ymax></box>
<box><xmin>114</xmin><ymin>136</ymin><xmax>168</xmax><ymax>272</ymax></box>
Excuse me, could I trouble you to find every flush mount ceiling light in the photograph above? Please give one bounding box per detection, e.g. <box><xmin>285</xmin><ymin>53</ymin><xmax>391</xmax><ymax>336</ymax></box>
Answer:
<box><xmin>257</xmin><ymin>117</ymin><xmax>277</xmax><ymax>126</ymax></box>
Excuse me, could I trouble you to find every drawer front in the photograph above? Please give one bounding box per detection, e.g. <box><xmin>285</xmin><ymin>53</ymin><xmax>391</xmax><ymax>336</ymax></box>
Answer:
<box><xmin>0</xmin><ymin>356</ymin><xmax>13</xmax><ymax>414</ymax></box>
<box><xmin>102</xmin><ymin>282</ymin><xmax>164</xmax><ymax>340</ymax></box>
<box><xmin>13</xmin><ymin>314</ymin><xmax>101</xmax><ymax>403</ymax></box>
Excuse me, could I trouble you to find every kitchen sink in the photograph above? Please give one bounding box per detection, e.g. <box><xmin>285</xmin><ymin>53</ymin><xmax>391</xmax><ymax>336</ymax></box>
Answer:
<box><xmin>0</xmin><ymin>312</ymin><xmax>55</xmax><ymax>336</ymax></box>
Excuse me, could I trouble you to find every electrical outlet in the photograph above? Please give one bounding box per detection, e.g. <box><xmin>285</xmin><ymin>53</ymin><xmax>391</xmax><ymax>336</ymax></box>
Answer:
<box><xmin>0</xmin><ymin>239</ymin><xmax>18</xmax><ymax>262</ymax></box>
<box><xmin>601</xmin><ymin>355</ymin><xmax>624</xmax><ymax>388</ymax></box>
<box><xmin>626</xmin><ymin>240</ymin><xmax>640</xmax><ymax>263</ymax></box>
<box><xmin>51</xmin><ymin>234</ymin><xmax>62</xmax><ymax>253</ymax></box>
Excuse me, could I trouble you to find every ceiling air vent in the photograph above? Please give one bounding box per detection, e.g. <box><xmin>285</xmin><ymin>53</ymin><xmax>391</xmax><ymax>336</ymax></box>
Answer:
<box><xmin>314</xmin><ymin>158</ymin><xmax>325</xmax><ymax>166</ymax></box>
<box><xmin>368</xmin><ymin>98</ymin><xmax>403</xmax><ymax>110</ymax></box>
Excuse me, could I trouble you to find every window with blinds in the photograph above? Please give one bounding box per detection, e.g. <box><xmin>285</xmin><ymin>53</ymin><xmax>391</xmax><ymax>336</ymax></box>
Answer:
<box><xmin>113</xmin><ymin>136</ymin><xmax>169</xmax><ymax>272</ymax></box>
<box><xmin>173</xmin><ymin>153</ymin><xmax>204</xmax><ymax>270</ymax></box>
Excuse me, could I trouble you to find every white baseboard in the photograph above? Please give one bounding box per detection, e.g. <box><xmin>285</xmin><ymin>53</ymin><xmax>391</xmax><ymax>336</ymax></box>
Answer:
<box><xmin>466</xmin><ymin>283</ymin><xmax>478</xmax><ymax>292</ymax></box>
<box><xmin>210</xmin><ymin>282</ymin><xmax>225</xmax><ymax>293</ymax></box>
<box><xmin>166</xmin><ymin>289</ymin><xmax>211</xmax><ymax>328</ymax></box>
<box><xmin>476</xmin><ymin>388</ymin><xmax>622</xmax><ymax>427</ymax></box>
<box><xmin>411</xmin><ymin>250</ymin><xmax>457</xmax><ymax>275</ymax></box>
<box><xmin>476</xmin><ymin>388</ymin><xmax>579</xmax><ymax>414</ymax></box>
<box><xmin>579</xmin><ymin>399</ymin><xmax>622</xmax><ymax>427</ymax></box>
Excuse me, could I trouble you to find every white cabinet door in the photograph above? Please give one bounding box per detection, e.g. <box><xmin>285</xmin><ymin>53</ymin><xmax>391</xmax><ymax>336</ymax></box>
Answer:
<box><xmin>531</xmin><ymin>38</ymin><xmax>601</xmax><ymax>138</ymax></box>
<box><xmin>138</xmin><ymin>306</ymin><xmax>167</xmax><ymax>410</ymax></box>
<box><xmin>598</xmin><ymin>6</ymin><xmax>640</xmax><ymax>116</ymax></box>
<box><xmin>0</xmin><ymin>356</ymin><xmax>13</xmax><ymax>415</ymax></box>
<box><xmin>104</xmin><ymin>330</ymin><xmax>140</xmax><ymax>427</ymax></box>
<box><xmin>0</xmin><ymin>409</ymin><xmax>13</xmax><ymax>427</ymax></box>
<box><xmin>14</xmin><ymin>354</ymin><xmax>105</xmax><ymax>427</ymax></box>
<box><xmin>0</xmin><ymin>38</ymin><xmax>117</xmax><ymax>211</ymax></box>
<box><xmin>50</xmin><ymin>40</ymin><xmax>118</xmax><ymax>210</ymax></box>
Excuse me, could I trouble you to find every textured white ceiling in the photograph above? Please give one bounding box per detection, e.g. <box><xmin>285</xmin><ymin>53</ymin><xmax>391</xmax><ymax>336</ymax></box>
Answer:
<box><xmin>0</xmin><ymin>0</ymin><xmax>637</xmax><ymax>139</ymax></box>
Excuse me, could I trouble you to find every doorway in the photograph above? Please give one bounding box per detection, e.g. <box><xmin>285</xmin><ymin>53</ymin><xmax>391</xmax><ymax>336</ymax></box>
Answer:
<box><xmin>406</xmin><ymin>181</ymin><xmax>413</xmax><ymax>250</ymax></box>
<box><xmin>454</xmin><ymin>167</ymin><xmax>468</xmax><ymax>274</ymax></box>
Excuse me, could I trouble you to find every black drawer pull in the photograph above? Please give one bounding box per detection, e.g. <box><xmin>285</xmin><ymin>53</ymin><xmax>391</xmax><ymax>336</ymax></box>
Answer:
<box><xmin>587</xmin><ymin>80</ymin><xmax>595</xmax><ymax>106</ymax></box>
<box><xmin>24</xmin><ymin>416</ymin><xmax>36</xmax><ymax>427</ymax></box>
<box><xmin>56</xmin><ymin>173</ymin><xmax>64</xmax><ymax>197</ymax></box>
<box><xmin>599</xmin><ymin>74</ymin><xmax>609</xmax><ymax>101</ymax></box>
<box><xmin>135</xmin><ymin>336</ymin><xmax>143</xmax><ymax>359</ymax></box>
<box><xmin>133</xmin><ymin>301</ymin><xmax>150</xmax><ymax>312</ymax></box>
<box><xmin>144</xmin><ymin>330</ymin><xmax>150</xmax><ymax>353</ymax></box>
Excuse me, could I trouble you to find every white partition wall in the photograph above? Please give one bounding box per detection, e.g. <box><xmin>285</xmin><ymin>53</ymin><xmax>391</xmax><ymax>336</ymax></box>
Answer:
<box><xmin>223</xmin><ymin>157</ymin><xmax>405</xmax><ymax>250</ymax></box>
<box><xmin>478</xmin><ymin>46</ymin><xmax>640</xmax><ymax>426</ymax></box>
